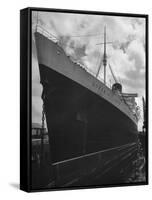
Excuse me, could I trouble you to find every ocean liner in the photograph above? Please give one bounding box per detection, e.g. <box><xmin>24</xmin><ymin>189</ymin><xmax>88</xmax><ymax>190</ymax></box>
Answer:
<box><xmin>34</xmin><ymin>25</ymin><xmax>140</xmax><ymax>186</ymax></box>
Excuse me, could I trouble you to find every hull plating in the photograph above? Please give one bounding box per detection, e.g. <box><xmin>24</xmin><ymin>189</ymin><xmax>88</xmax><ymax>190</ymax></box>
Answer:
<box><xmin>39</xmin><ymin>64</ymin><xmax>138</xmax><ymax>163</ymax></box>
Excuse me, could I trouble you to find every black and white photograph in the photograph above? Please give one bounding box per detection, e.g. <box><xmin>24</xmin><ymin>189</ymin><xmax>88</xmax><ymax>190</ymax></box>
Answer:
<box><xmin>1</xmin><ymin>0</ymin><xmax>152</xmax><ymax>198</ymax></box>
<box><xmin>30</xmin><ymin>9</ymin><xmax>148</xmax><ymax>191</ymax></box>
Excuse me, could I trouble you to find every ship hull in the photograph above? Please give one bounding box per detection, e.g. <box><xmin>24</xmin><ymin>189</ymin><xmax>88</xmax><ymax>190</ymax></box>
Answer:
<box><xmin>39</xmin><ymin>64</ymin><xmax>138</xmax><ymax>163</ymax></box>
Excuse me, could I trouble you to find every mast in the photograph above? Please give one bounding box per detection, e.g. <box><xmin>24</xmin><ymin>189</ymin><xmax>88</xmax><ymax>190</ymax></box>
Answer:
<box><xmin>96</xmin><ymin>26</ymin><xmax>109</xmax><ymax>85</ymax></box>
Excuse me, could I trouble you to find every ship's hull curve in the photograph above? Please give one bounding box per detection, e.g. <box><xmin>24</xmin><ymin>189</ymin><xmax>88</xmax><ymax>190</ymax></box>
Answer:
<box><xmin>39</xmin><ymin>64</ymin><xmax>138</xmax><ymax>163</ymax></box>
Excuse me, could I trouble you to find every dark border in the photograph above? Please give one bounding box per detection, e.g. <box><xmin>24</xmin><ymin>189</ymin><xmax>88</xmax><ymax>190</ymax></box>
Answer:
<box><xmin>31</xmin><ymin>7</ymin><xmax>148</xmax><ymax>17</ymax></box>
<box><xmin>145</xmin><ymin>14</ymin><xmax>149</xmax><ymax>186</ymax></box>
<box><xmin>20</xmin><ymin>8</ymin><xmax>31</xmax><ymax>192</ymax></box>
<box><xmin>20</xmin><ymin>7</ymin><xmax>148</xmax><ymax>192</ymax></box>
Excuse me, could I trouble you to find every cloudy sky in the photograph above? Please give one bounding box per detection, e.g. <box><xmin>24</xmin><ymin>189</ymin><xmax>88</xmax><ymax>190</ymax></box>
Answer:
<box><xmin>32</xmin><ymin>11</ymin><xmax>146</xmax><ymax>130</ymax></box>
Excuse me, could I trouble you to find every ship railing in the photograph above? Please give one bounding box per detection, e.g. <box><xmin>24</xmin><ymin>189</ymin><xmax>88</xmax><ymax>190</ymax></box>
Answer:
<box><xmin>63</xmin><ymin>53</ymin><xmax>109</xmax><ymax>86</ymax></box>
<box><xmin>79</xmin><ymin>66</ymin><xmax>112</xmax><ymax>89</ymax></box>
<box><xmin>69</xmin><ymin>59</ymin><xmax>112</xmax><ymax>88</ymax></box>
<box><xmin>35</xmin><ymin>24</ymin><xmax>58</xmax><ymax>43</ymax></box>
<box><xmin>35</xmin><ymin>25</ymin><xmax>95</xmax><ymax>76</ymax></box>
<box><xmin>35</xmin><ymin>25</ymin><xmax>112</xmax><ymax>89</ymax></box>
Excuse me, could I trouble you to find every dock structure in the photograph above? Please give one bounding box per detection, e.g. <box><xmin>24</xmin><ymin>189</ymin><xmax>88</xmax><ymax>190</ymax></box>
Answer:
<box><xmin>31</xmin><ymin>129</ymin><xmax>139</xmax><ymax>189</ymax></box>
